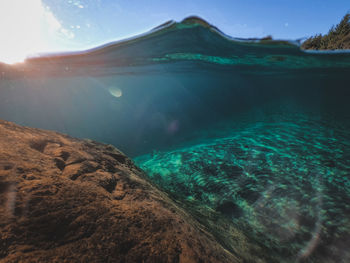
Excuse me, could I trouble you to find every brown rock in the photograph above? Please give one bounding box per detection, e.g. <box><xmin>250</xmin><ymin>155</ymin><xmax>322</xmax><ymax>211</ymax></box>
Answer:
<box><xmin>0</xmin><ymin>120</ymin><xmax>239</xmax><ymax>263</ymax></box>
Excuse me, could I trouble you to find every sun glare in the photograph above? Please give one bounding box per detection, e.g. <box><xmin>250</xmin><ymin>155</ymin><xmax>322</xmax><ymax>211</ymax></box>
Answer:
<box><xmin>0</xmin><ymin>0</ymin><xmax>72</xmax><ymax>64</ymax></box>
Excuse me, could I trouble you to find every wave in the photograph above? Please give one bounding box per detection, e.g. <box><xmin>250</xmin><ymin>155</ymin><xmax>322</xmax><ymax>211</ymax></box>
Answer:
<box><xmin>1</xmin><ymin>16</ymin><xmax>350</xmax><ymax>78</ymax></box>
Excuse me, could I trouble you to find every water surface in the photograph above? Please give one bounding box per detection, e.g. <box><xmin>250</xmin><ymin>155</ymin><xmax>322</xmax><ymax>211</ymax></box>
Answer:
<box><xmin>1</xmin><ymin>17</ymin><xmax>350</xmax><ymax>262</ymax></box>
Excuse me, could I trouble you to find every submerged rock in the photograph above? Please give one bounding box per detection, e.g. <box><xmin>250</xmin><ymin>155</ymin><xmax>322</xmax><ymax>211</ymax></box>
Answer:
<box><xmin>135</xmin><ymin>113</ymin><xmax>350</xmax><ymax>263</ymax></box>
<box><xmin>0</xmin><ymin>119</ymin><xmax>238</xmax><ymax>263</ymax></box>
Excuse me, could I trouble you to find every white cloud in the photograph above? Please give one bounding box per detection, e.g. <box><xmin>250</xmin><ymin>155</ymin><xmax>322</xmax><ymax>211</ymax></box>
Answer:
<box><xmin>0</xmin><ymin>0</ymin><xmax>73</xmax><ymax>63</ymax></box>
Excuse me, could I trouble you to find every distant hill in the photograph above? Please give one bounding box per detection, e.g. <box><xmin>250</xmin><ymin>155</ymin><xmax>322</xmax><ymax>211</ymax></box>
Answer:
<box><xmin>302</xmin><ymin>13</ymin><xmax>350</xmax><ymax>50</ymax></box>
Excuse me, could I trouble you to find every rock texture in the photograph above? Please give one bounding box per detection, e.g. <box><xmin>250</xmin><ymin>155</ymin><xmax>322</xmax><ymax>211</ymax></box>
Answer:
<box><xmin>0</xmin><ymin>120</ymin><xmax>238</xmax><ymax>263</ymax></box>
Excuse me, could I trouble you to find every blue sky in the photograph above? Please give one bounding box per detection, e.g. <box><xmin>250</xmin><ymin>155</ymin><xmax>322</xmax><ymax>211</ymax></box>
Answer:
<box><xmin>0</xmin><ymin>0</ymin><xmax>349</xmax><ymax>63</ymax></box>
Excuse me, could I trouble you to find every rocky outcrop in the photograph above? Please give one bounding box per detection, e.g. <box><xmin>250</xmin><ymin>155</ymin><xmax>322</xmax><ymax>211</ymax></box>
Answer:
<box><xmin>0</xmin><ymin>120</ymin><xmax>238</xmax><ymax>263</ymax></box>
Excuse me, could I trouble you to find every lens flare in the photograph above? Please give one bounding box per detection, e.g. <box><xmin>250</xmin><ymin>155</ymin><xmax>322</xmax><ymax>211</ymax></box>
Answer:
<box><xmin>109</xmin><ymin>87</ymin><xmax>123</xmax><ymax>98</ymax></box>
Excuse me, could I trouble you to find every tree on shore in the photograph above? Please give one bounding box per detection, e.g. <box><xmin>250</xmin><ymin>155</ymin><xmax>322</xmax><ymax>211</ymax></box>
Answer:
<box><xmin>302</xmin><ymin>13</ymin><xmax>350</xmax><ymax>50</ymax></box>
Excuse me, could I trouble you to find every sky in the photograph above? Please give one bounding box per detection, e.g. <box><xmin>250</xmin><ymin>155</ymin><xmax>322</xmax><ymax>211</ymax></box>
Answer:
<box><xmin>0</xmin><ymin>0</ymin><xmax>349</xmax><ymax>64</ymax></box>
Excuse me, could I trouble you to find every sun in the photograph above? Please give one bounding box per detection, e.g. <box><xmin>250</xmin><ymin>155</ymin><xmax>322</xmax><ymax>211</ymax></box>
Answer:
<box><xmin>0</xmin><ymin>0</ymin><xmax>73</xmax><ymax>64</ymax></box>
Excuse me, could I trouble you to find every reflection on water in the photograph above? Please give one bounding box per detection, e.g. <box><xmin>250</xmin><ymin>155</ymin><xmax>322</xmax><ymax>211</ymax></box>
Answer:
<box><xmin>1</xmin><ymin>17</ymin><xmax>350</xmax><ymax>262</ymax></box>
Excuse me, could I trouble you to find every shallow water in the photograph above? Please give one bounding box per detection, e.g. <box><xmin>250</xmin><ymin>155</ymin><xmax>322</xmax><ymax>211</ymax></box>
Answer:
<box><xmin>1</xmin><ymin>18</ymin><xmax>350</xmax><ymax>262</ymax></box>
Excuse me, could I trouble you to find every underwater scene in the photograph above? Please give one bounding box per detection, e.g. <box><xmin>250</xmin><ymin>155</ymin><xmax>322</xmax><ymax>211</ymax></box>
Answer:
<box><xmin>1</xmin><ymin>17</ymin><xmax>350</xmax><ymax>262</ymax></box>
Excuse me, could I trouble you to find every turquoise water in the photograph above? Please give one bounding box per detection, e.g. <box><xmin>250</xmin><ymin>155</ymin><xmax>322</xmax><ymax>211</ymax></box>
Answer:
<box><xmin>1</xmin><ymin>17</ymin><xmax>350</xmax><ymax>262</ymax></box>
<box><xmin>135</xmin><ymin>111</ymin><xmax>350</xmax><ymax>262</ymax></box>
